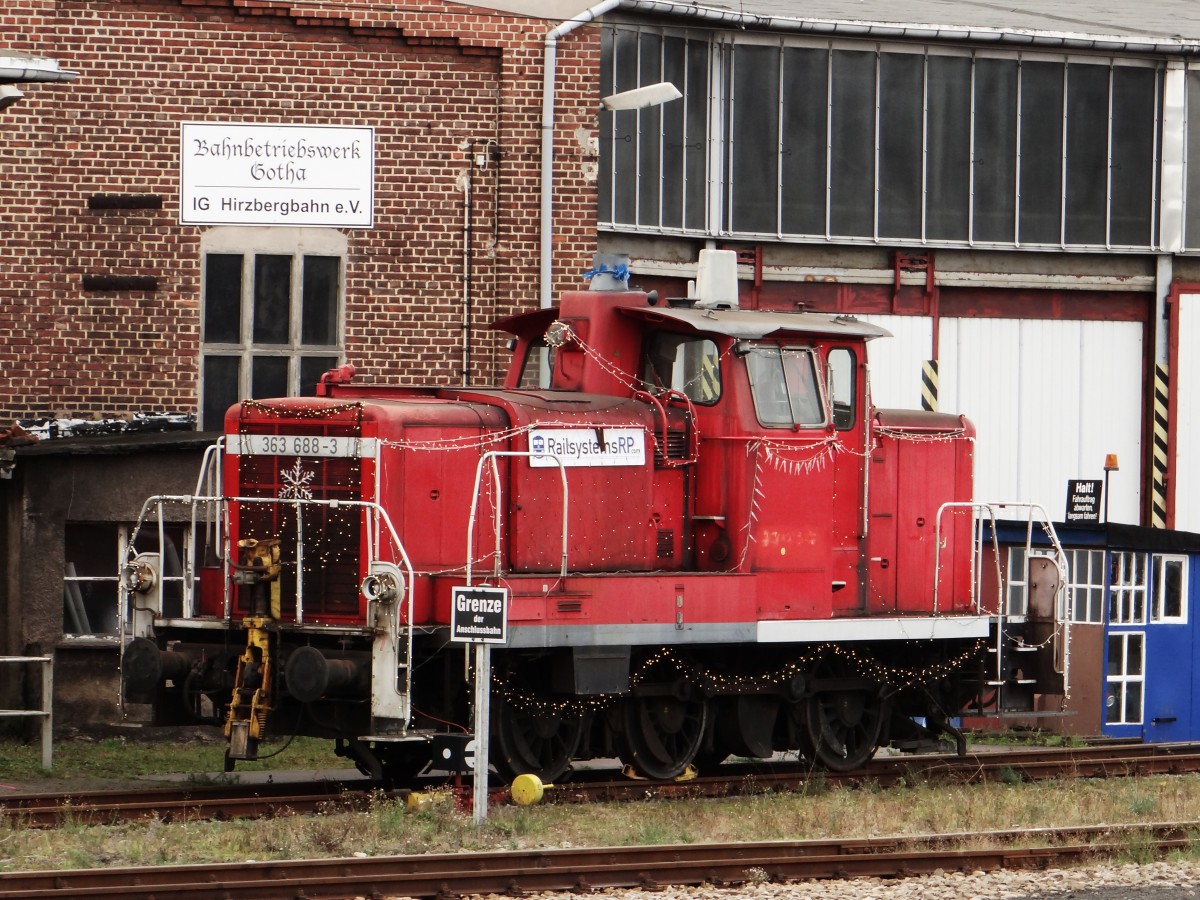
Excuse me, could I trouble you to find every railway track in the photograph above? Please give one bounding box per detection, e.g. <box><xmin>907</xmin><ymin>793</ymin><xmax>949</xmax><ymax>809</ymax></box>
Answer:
<box><xmin>8</xmin><ymin>741</ymin><xmax>1200</xmax><ymax>828</ymax></box>
<box><xmin>1</xmin><ymin>821</ymin><xmax>1197</xmax><ymax>898</ymax></box>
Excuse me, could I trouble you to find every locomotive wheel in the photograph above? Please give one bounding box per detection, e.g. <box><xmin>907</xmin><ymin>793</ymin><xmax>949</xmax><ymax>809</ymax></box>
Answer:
<box><xmin>616</xmin><ymin>676</ymin><xmax>707</xmax><ymax>780</ymax></box>
<box><xmin>802</xmin><ymin>661</ymin><xmax>885</xmax><ymax>771</ymax></box>
<box><xmin>491</xmin><ymin>687</ymin><xmax>584</xmax><ymax>784</ymax></box>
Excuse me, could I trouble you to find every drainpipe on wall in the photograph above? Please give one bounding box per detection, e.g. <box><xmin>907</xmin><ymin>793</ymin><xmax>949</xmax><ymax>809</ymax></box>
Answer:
<box><xmin>542</xmin><ymin>0</ymin><xmax>622</xmax><ymax>309</ymax></box>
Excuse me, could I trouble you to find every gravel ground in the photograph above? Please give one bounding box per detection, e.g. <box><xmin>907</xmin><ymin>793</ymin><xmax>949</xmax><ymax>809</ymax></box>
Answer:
<box><xmin>464</xmin><ymin>861</ymin><xmax>1200</xmax><ymax>900</ymax></box>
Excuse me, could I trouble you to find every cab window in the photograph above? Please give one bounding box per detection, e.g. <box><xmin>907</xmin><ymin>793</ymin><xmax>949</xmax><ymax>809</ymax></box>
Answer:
<box><xmin>827</xmin><ymin>346</ymin><xmax>856</xmax><ymax>430</ymax></box>
<box><xmin>641</xmin><ymin>333</ymin><xmax>721</xmax><ymax>404</ymax></box>
<box><xmin>516</xmin><ymin>338</ymin><xmax>554</xmax><ymax>389</ymax></box>
<box><xmin>746</xmin><ymin>345</ymin><xmax>824</xmax><ymax>427</ymax></box>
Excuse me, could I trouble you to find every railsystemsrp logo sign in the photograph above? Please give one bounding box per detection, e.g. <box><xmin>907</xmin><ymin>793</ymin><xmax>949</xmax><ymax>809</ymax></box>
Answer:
<box><xmin>528</xmin><ymin>427</ymin><xmax>645</xmax><ymax>468</ymax></box>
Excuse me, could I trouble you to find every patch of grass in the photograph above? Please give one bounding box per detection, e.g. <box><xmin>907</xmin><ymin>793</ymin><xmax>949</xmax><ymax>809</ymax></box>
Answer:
<box><xmin>0</xmin><ymin>733</ymin><xmax>352</xmax><ymax>786</ymax></box>
<box><xmin>7</xmin><ymin>738</ymin><xmax>1200</xmax><ymax>874</ymax></box>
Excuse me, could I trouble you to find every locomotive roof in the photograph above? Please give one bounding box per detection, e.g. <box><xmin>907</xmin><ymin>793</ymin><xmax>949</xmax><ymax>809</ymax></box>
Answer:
<box><xmin>618</xmin><ymin>305</ymin><xmax>892</xmax><ymax>341</ymax></box>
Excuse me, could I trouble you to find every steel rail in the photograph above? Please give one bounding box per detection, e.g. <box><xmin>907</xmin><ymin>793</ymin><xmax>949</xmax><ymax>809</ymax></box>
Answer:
<box><xmin>0</xmin><ymin>822</ymin><xmax>1197</xmax><ymax>898</ymax></box>
<box><xmin>10</xmin><ymin>741</ymin><xmax>1200</xmax><ymax>827</ymax></box>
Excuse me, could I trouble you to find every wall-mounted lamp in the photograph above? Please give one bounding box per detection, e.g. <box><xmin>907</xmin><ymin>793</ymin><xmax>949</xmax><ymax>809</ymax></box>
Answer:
<box><xmin>1104</xmin><ymin>453</ymin><xmax>1119</xmax><ymax>523</ymax></box>
<box><xmin>600</xmin><ymin>81</ymin><xmax>682</xmax><ymax>111</ymax></box>
<box><xmin>0</xmin><ymin>85</ymin><xmax>25</xmax><ymax>112</ymax></box>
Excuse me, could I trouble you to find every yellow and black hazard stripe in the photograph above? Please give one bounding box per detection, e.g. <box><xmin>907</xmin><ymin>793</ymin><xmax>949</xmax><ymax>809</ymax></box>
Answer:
<box><xmin>921</xmin><ymin>360</ymin><xmax>938</xmax><ymax>412</ymax></box>
<box><xmin>1152</xmin><ymin>362</ymin><xmax>1169</xmax><ymax>528</ymax></box>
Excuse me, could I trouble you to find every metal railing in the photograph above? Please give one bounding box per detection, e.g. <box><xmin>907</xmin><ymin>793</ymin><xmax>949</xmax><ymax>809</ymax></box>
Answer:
<box><xmin>0</xmin><ymin>655</ymin><xmax>53</xmax><ymax>769</ymax></box>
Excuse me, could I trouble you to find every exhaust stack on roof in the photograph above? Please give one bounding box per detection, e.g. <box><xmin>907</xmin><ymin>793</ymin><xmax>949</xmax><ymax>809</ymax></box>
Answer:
<box><xmin>691</xmin><ymin>249</ymin><xmax>740</xmax><ymax>309</ymax></box>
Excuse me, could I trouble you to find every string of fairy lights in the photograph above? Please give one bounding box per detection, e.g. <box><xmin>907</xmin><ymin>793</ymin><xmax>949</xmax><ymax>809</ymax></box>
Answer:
<box><xmin>491</xmin><ymin>640</ymin><xmax>990</xmax><ymax>717</ymax></box>
<box><xmin>219</xmin><ymin>323</ymin><xmax>987</xmax><ymax>597</ymax></box>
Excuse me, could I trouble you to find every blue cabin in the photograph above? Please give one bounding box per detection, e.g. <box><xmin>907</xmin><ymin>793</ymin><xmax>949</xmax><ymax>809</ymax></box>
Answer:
<box><xmin>991</xmin><ymin>522</ymin><xmax>1200</xmax><ymax>742</ymax></box>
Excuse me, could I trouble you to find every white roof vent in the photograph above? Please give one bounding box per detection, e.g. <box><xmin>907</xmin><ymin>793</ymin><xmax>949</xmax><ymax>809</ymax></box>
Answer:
<box><xmin>691</xmin><ymin>249</ymin><xmax>739</xmax><ymax>309</ymax></box>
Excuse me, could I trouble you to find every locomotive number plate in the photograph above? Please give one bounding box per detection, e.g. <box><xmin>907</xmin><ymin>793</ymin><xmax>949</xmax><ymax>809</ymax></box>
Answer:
<box><xmin>235</xmin><ymin>434</ymin><xmax>376</xmax><ymax>458</ymax></box>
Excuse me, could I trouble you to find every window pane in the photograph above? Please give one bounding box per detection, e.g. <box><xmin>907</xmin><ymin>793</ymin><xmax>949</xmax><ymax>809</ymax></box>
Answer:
<box><xmin>643</xmin><ymin>334</ymin><xmax>721</xmax><ymax>404</ymax></box>
<box><xmin>747</xmin><ymin>347</ymin><xmax>789</xmax><ymax>425</ymax></box>
<box><xmin>599</xmin><ymin>28</ymin><xmax>615</xmax><ymax>224</ymax></box>
<box><xmin>1162</xmin><ymin>558</ymin><xmax>1184</xmax><ymax>619</ymax></box>
<box><xmin>973</xmin><ymin>59</ymin><xmax>1018</xmax><ymax>243</ymax></box>
<box><xmin>253</xmin><ymin>254</ymin><xmax>292</xmax><ymax>344</ymax></box>
<box><xmin>661</xmin><ymin>36</ymin><xmax>688</xmax><ymax>230</ymax></box>
<box><xmin>609</xmin><ymin>29</ymin><xmax>640</xmax><ymax>225</ymax></box>
<box><xmin>1018</xmin><ymin>61</ymin><xmax>1064</xmax><ymax>244</ymax></box>
<box><xmin>828</xmin><ymin>347</ymin><xmax>855</xmax><ymax>430</ymax></box>
<box><xmin>926</xmin><ymin>55</ymin><xmax>972</xmax><ymax>241</ymax></box>
<box><xmin>252</xmin><ymin>356</ymin><xmax>289</xmax><ymax>399</ymax></box>
<box><xmin>301</xmin><ymin>256</ymin><xmax>339</xmax><ymax>346</ymax></box>
<box><xmin>877</xmin><ymin>52</ymin><xmax>923</xmax><ymax>240</ymax></box>
<box><xmin>203</xmin><ymin>254</ymin><xmax>242</xmax><ymax>344</ymax></box>
<box><xmin>730</xmin><ymin>44</ymin><xmax>781</xmax><ymax>233</ymax></box>
<box><xmin>1128</xmin><ymin>634</ymin><xmax>1144</xmax><ymax>675</ymax></box>
<box><xmin>780</xmin><ymin>46</ymin><xmax>828</xmax><ymax>235</ymax></box>
<box><xmin>1064</xmin><ymin>62</ymin><xmax>1110</xmax><ymax>245</ymax></box>
<box><xmin>829</xmin><ymin>49</ymin><xmax>876</xmax><ymax>237</ymax></box>
<box><xmin>300</xmin><ymin>356</ymin><xmax>340</xmax><ymax>397</ymax></box>
<box><xmin>1125</xmin><ymin>682</ymin><xmax>1143</xmax><ymax>723</ymax></box>
<box><xmin>638</xmin><ymin>35</ymin><xmax>663</xmax><ymax>227</ymax></box>
<box><xmin>1107</xmin><ymin>634</ymin><xmax>1123</xmax><ymax>678</ymax></box>
<box><xmin>1186</xmin><ymin>70</ymin><xmax>1200</xmax><ymax>248</ymax></box>
<box><xmin>683</xmin><ymin>39</ymin><xmax>710</xmax><ymax>231</ymax></box>
<box><xmin>202</xmin><ymin>354</ymin><xmax>240</xmax><ymax>431</ymax></box>
<box><xmin>1110</xmin><ymin>66</ymin><xmax>1157</xmax><ymax>246</ymax></box>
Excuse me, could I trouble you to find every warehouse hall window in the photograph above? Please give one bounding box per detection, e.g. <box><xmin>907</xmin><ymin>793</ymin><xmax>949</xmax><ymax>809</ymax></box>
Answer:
<box><xmin>200</xmin><ymin>228</ymin><xmax>346</xmax><ymax>430</ymax></box>
<box><xmin>601</xmin><ymin>27</ymin><xmax>1163</xmax><ymax>252</ymax></box>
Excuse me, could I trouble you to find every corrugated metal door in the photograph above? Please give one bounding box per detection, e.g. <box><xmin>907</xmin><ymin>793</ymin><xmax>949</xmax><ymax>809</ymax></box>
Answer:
<box><xmin>1174</xmin><ymin>294</ymin><xmax>1200</xmax><ymax>531</ymax></box>
<box><xmin>861</xmin><ymin>314</ymin><xmax>933</xmax><ymax>410</ymax></box>
<box><xmin>941</xmin><ymin>317</ymin><xmax>1142</xmax><ymax>521</ymax></box>
<box><xmin>868</xmin><ymin>316</ymin><xmax>1143</xmax><ymax>521</ymax></box>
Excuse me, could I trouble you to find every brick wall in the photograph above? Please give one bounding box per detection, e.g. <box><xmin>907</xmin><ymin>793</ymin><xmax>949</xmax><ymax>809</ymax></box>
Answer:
<box><xmin>0</xmin><ymin>0</ymin><xmax>601</xmax><ymax>421</ymax></box>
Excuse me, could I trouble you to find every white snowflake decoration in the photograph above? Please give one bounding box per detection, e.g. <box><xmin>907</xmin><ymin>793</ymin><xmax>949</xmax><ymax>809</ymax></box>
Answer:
<box><xmin>279</xmin><ymin>458</ymin><xmax>315</xmax><ymax>500</ymax></box>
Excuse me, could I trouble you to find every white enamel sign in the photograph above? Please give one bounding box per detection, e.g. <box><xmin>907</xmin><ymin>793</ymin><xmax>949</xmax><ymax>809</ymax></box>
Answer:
<box><xmin>180</xmin><ymin>122</ymin><xmax>374</xmax><ymax>227</ymax></box>
<box><xmin>528</xmin><ymin>427</ymin><xmax>646</xmax><ymax>467</ymax></box>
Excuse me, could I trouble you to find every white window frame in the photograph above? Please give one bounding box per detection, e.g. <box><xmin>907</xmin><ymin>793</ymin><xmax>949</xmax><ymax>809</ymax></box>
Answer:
<box><xmin>199</xmin><ymin>227</ymin><xmax>347</xmax><ymax>430</ymax></box>
<box><xmin>1151</xmin><ymin>553</ymin><xmax>1189</xmax><ymax>623</ymax></box>
<box><xmin>1065</xmin><ymin>547</ymin><xmax>1106</xmax><ymax>624</ymax></box>
<box><xmin>1108</xmin><ymin>550</ymin><xmax>1148</xmax><ymax>625</ymax></box>
<box><xmin>1106</xmin><ymin>630</ymin><xmax>1145</xmax><ymax>726</ymax></box>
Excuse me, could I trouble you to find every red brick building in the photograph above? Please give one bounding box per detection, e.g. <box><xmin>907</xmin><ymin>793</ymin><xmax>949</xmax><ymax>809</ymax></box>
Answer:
<box><xmin>0</xmin><ymin>0</ymin><xmax>607</xmax><ymax>725</ymax></box>
<box><xmin>2</xmin><ymin>0</ymin><xmax>602</xmax><ymax>428</ymax></box>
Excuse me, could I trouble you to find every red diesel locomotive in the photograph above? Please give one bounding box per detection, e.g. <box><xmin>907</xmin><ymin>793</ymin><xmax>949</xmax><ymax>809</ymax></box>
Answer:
<box><xmin>120</xmin><ymin>251</ymin><xmax>1069</xmax><ymax>783</ymax></box>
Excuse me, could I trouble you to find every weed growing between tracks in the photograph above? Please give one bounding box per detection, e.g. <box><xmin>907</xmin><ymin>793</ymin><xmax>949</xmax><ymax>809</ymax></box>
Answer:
<box><xmin>5</xmin><ymin>739</ymin><xmax>1200</xmax><ymax>872</ymax></box>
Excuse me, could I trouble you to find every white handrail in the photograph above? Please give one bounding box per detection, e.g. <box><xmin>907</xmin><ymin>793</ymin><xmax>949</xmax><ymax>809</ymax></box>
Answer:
<box><xmin>466</xmin><ymin>451</ymin><xmax>569</xmax><ymax>586</ymax></box>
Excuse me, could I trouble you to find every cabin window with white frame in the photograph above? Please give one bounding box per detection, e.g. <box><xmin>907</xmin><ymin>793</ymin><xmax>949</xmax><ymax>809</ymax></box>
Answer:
<box><xmin>745</xmin><ymin>345</ymin><xmax>825</xmax><ymax>427</ymax></box>
<box><xmin>1065</xmin><ymin>548</ymin><xmax>1106</xmax><ymax>624</ymax></box>
<box><xmin>641</xmin><ymin>333</ymin><xmax>721</xmax><ymax>404</ymax></box>
<box><xmin>200</xmin><ymin>229</ymin><xmax>346</xmax><ymax>431</ymax></box>
<box><xmin>64</xmin><ymin>524</ymin><xmax>193</xmax><ymax>637</ymax></box>
<box><xmin>1108</xmin><ymin>551</ymin><xmax>1148</xmax><ymax>625</ymax></box>
<box><xmin>1004</xmin><ymin>545</ymin><xmax>1057</xmax><ymax>618</ymax></box>
<box><xmin>1105</xmin><ymin>631</ymin><xmax>1144</xmax><ymax>725</ymax></box>
<box><xmin>1151</xmin><ymin>554</ymin><xmax>1188</xmax><ymax>623</ymax></box>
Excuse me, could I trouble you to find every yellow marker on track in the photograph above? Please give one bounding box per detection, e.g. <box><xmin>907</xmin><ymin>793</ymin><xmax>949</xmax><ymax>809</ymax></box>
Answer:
<box><xmin>511</xmin><ymin>773</ymin><xmax>551</xmax><ymax>806</ymax></box>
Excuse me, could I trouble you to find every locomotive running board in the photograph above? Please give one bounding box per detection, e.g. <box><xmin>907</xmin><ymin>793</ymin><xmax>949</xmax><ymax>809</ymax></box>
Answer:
<box><xmin>756</xmin><ymin>615</ymin><xmax>990</xmax><ymax>643</ymax></box>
